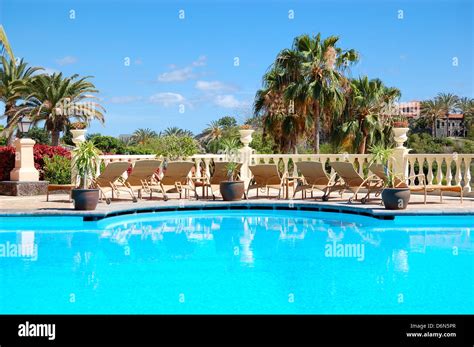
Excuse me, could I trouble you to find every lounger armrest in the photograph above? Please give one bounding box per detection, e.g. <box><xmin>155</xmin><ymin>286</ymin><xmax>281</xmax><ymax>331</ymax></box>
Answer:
<box><xmin>279</xmin><ymin>172</ymin><xmax>288</xmax><ymax>187</ymax></box>
<box><xmin>328</xmin><ymin>173</ymin><xmax>338</xmax><ymax>185</ymax></box>
<box><xmin>362</xmin><ymin>174</ymin><xmax>384</xmax><ymax>186</ymax></box>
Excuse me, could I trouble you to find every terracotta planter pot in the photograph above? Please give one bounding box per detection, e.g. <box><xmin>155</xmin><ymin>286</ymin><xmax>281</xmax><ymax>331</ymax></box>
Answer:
<box><xmin>219</xmin><ymin>181</ymin><xmax>245</xmax><ymax>201</ymax></box>
<box><xmin>382</xmin><ymin>188</ymin><xmax>410</xmax><ymax>210</ymax></box>
<box><xmin>71</xmin><ymin>188</ymin><xmax>100</xmax><ymax>210</ymax></box>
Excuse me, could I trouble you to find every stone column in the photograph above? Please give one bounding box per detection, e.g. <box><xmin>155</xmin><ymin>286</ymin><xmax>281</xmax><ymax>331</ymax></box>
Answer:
<box><xmin>10</xmin><ymin>138</ymin><xmax>39</xmax><ymax>181</ymax></box>
<box><xmin>391</xmin><ymin>127</ymin><xmax>410</xmax><ymax>178</ymax></box>
<box><xmin>238</xmin><ymin>129</ymin><xmax>254</xmax><ymax>186</ymax></box>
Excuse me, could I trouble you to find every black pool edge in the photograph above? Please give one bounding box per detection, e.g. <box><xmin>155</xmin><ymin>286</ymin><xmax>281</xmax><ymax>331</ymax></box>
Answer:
<box><xmin>0</xmin><ymin>200</ymin><xmax>473</xmax><ymax>221</ymax></box>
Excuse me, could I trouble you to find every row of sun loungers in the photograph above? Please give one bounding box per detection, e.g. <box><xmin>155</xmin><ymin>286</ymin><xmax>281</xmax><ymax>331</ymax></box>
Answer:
<box><xmin>90</xmin><ymin>159</ymin><xmax>464</xmax><ymax>204</ymax></box>
<box><xmin>92</xmin><ymin>160</ymin><xmax>196</xmax><ymax>204</ymax></box>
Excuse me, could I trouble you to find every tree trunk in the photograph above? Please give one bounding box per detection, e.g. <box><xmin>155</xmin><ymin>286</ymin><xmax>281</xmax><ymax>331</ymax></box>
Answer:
<box><xmin>5</xmin><ymin>103</ymin><xmax>15</xmax><ymax>146</ymax></box>
<box><xmin>446</xmin><ymin>113</ymin><xmax>450</xmax><ymax>137</ymax></box>
<box><xmin>51</xmin><ymin>130</ymin><xmax>61</xmax><ymax>146</ymax></box>
<box><xmin>432</xmin><ymin>118</ymin><xmax>436</xmax><ymax>137</ymax></box>
<box><xmin>358</xmin><ymin>134</ymin><xmax>367</xmax><ymax>154</ymax></box>
<box><xmin>313</xmin><ymin>104</ymin><xmax>320</xmax><ymax>154</ymax></box>
<box><xmin>6</xmin><ymin>118</ymin><xmax>15</xmax><ymax>145</ymax></box>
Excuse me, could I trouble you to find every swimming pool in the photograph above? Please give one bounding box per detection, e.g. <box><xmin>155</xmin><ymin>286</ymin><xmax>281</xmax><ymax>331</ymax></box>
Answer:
<box><xmin>0</xmin><ymin>209</ymin><xmax>472</xmax><ymax>314</ymax></box>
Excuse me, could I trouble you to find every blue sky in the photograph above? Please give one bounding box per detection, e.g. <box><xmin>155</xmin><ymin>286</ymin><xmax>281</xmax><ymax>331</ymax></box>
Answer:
<box><xmin>1</xmin><ymin>0</ymin><xmax>472</xmax><ymax>136</ymax></box>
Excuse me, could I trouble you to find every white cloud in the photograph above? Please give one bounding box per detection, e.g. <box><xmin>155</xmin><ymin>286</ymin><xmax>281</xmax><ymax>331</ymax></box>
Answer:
<box><xmin>158</xmin><ymin>56</ymin><xmax>207</xmax><ymax>82</ymax></box>
<box><xmin>195</xmin><ymin>80</ymin><xmax>237</xmax><ymax>93</ymax></box>
<box><xmin>214</xmin><ymin>94</ymin><xmax>249</xmax><ymax>108</ymax></box>
<box><xmin>158</xmin><ymin>67</ymin><xmax>194</xmax><ymax>82</ymax></box>
<box><xmin>192</xmin><ymin>55</ymin><xmax>207</xmax><ymax>67</ymax></box>
<box><xmin>108</xmin><ymin>96</ymin><xmax>143</xmax><ymax>104</ymax></box>
<box><xmin>56</xmin><ymin>56</ymin><xmax>78</xmax><ymax>66</ymax></box>
<box><xmin>149</xmin><ymin>92</ymin><xmax>185</xmax><ymax>106</ymax></box>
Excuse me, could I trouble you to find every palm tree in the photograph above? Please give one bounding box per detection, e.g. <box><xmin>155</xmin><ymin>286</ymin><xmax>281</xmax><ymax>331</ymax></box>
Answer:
<box><xmin>420</xmin><ymin>99</ymin><xmax>445</xmax><ymax>137</ymax></box>
<box><xmin>197</xmin><ymin>121</ymin><xmax>223</xmax><ymax>144</ymax></box>
<box><xmin>336</xmin><ymin>77</ymin><xmax>400</xmax><ymax>153</ymax></box>
<box><xmin>131</xmin><ymin>128</ymin><xmax>158</xmax><ymax>145</ymax></box>
<box><xmin>0</xmin><ymin>57</ymin><xmax>43</xmax><ymax>144</ymax></box>
<box><xmin>220</xmin><ymin>137</ymin><xmax>240</xmax><ymax>153</ymax></box>
<box><xmin>0</xmin><ymin>25</ymin><xmax>14</xmax><ymax>61</ymax></box>
<box><xmin>162</xmin><ymin>126</ymin><xmax>193</xmax><ymax>137</ymax></box>
<box><xmin>254</xmin><ymin>67</ymin><xmax>305</xmax><ymax>152</ymax></box>
<box><xmin>273</xmin><ymin>33</ymin><xmax>359</xmax><ymax>153</ymax></box>
<box><xmin>17</xmin><ymin>73</ymin><xmax>104</xmax><ymax>146</ymax></box>
<box><xmin>436</xmin><ymin>93</ymin><xmax>459</xmax><ymax>137</ymax></box>
<box><xmin>457</xmin><ymin>96</ymin><xmax>474</xmax><ymax>136</ymax></box>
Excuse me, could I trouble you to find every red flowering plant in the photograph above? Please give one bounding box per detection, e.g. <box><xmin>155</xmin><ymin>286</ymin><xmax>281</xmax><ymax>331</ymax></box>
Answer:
<box><xmin>0</xmin><ymin>146</ymin><xmax>16</xmax><ymax>181</ymax></box>
<box><xmin>392</xmin><ymin>115</ymin><xmax>409</xmax><ymax>128</ymax></box>
<box><xmin>33</xmin><ymin>144</ymin><xmax>71</xmax><ymax>179</ymax></box>
<box><xmin>0</xmin><ymin>144</ymin><xmax>71</xmax><ymax>181</ymax></box>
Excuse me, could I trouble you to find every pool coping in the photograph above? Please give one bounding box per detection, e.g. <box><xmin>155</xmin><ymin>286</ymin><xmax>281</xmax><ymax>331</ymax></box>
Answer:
<box><xmin>1</xmin><ymin>200</ymin><xmax>473</xmax><ymax>220</ymax></box>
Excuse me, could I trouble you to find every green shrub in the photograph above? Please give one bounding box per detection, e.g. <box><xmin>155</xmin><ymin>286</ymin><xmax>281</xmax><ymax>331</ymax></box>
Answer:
<box><xmin>149</xmin><ymin>135</ymin><xmax>201</xmax><ymax>159</ymax></box>
<box><xmin>123</xmin><ymin>146</ymin><xmax>153</xmax><ymax>155</ymax></box>
<box><xmin>89</xmin><ymin>135</ymin><xmax>125</xmax><ymax>154</ymax></box>
<box><xmin>20</xmin><ymin>127</ymin><xmax>51</xmax><ymax>145</ymax></box>
<box><xmin>43</xmin><ymin>155</ymin><xmax>72</xmax><ymax>184</ymax></box>
<box><xmin>408</xmin><ymin>133</ymin><xmax>446</xmax><ymax>154</ymax></box>
<box><xmin>250</xmin><ymin>131</ymin><xmax>275</xmax><ymax>154</ymax></box>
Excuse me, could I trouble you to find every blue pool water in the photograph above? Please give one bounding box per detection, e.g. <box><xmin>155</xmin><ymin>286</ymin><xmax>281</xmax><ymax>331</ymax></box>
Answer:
<box><xmin>0</xmin><ymin>210</ymin><xmax>472</xmax><ymax>314</ymax></box>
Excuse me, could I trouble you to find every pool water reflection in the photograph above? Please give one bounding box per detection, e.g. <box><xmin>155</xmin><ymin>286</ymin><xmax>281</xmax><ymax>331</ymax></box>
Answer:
<box><xmin>0</xmin><ymin>210</ymin><xmax>472</xmax><ymax>314</ymax></box>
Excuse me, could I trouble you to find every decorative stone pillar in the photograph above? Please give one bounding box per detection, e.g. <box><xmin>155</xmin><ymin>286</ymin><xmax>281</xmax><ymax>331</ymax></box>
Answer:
<box><xmin>238</xmin><ymin>129</ymin><xmax>255</xmax><ymax>186</ymax></box>
<box><xmin>391</xmin><ymin>127</ymin><xmax>410</xmax><ymax>178</ymax></box>
<box><xmin>10</xmin><ymin>138</ymin><xmax>39</xmax><ymax>181</ymax></box>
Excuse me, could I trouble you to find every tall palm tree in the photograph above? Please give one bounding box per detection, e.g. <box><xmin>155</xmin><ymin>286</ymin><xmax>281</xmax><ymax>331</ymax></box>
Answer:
<box><xmin>17</xmin><ymin>73</ymin><xmax>104</xmax><ymax>146</ymax></box>
<box><xmin>336</xmin><ymin>76</ymin><xmax>400</xmax><ymax>153</ymax></box>
<box><xmin>436</xmin><ymin>93</ymin><xmax>459</xmax><ymax>137</ymax></box>
<box><xmin>131</xmin><ymin>128</ymin><xmax>158</xmax><ymax>145</ymax></box>
<box><xmin>0</xmin><ymin>57</ymin><xmax>43</xmax><ymax>144</ymax></box>
<box><xmin>197</xmin><ymin>121</ymin><xmax>223</xmax><ymax>145</ymax></box>
<box><xmin>254</xmin><ymin>67</ymin><xmax>301</xmax><ymax>152</ymax></box>
<box><xmin>0</xmin><ymin>25</ymin><xmax>14</xmax><ymax>61</ymax></box>
<box><xmin>420</xmin><ymin>99</ymin><xmax>445</xmax><ymax>137</ymax></box>
<box><xmin>457</xmin><ymin>96</ymin><xmax>474</xmax><ymax>136</ymax></box>
<box><xmin>273</xmin><ymin>33</ymin><xmax>359</xmax><ymax>153</ymax></box>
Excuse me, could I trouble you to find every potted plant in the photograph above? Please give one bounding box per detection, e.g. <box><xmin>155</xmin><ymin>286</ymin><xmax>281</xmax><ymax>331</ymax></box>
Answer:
<box><xmin>391</xmin><ymin>115</ymin><xmax>410</xmax><ymax>149</ymax></box>
<box><xmin>391</xmin><ymin>115</ymin><xmax>409</xmax><ymax>128</ymax></box>
<box><xmin>70</xmin><ymin>121</ymin><xmax>88</xmax><ymax>145</ymax></box>
<box><xmin>71</xmin><ymin>141</ymin><xmax>101</xmax><ymax>210</ymax></box>
<box><xmin>219</xmin><ymin>161</ymin><xmax>245</xmax><ymax>201</ymax></box>
<box><xmin>369</xmin><ymin>144</ymin><xmax>410</xmax><ymax>210</ymax></box>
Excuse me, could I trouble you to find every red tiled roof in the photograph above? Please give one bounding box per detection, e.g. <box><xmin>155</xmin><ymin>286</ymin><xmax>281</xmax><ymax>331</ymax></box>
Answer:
<box><xmin>447</xmin><ymin>114</ymin><xmax>463</xmax><ymax>119</ymax></box>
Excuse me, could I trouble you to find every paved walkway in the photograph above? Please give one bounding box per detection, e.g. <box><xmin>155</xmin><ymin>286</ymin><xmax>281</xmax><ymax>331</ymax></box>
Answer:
<box><xmin>0</xmin><ymin>191</ymin><xmax>472</xmax><ymax>218</ymax></box>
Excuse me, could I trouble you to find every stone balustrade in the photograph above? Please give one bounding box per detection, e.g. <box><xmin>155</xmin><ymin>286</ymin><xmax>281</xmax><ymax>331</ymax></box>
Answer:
<box><xmin>406</xmin><ymin>153</ymin><xmax>473</xmax><ymax>192</ymax></box>
<box><xmin>87</xmin><ymin>128</ymin><xmax>473</xmax><ymax>196</ymax></box>
<box><xmin>93</xmin><ymin>152</ymin><xmax>473</xmax><ymax>194</ymax></box>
